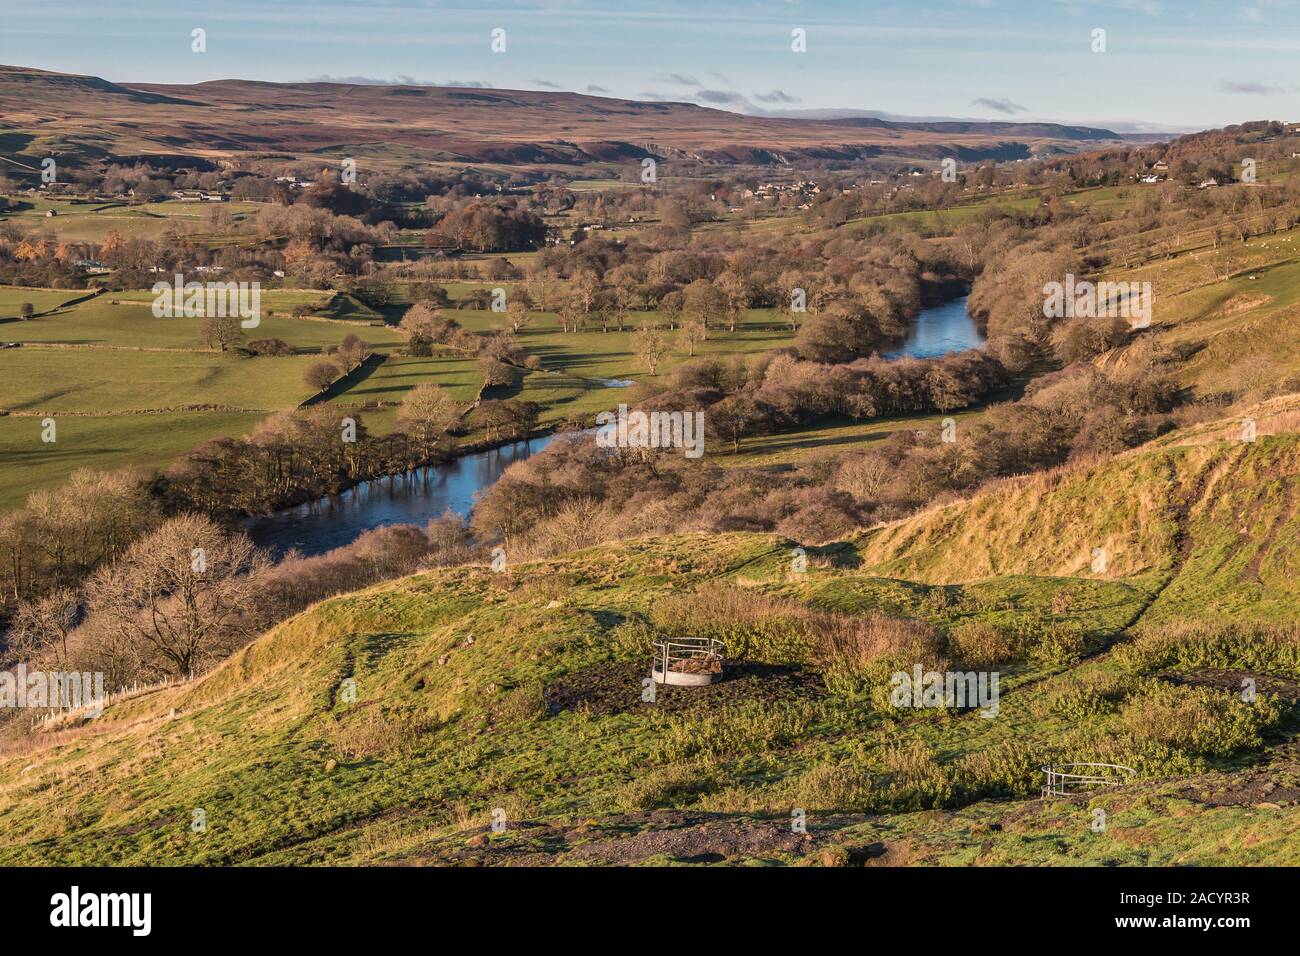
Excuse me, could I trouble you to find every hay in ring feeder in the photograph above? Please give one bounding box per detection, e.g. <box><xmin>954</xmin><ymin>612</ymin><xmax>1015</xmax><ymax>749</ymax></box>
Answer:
<box><xmin>651</xmin><ymin>637</ymin><xmax>725</xmax><ymax>686</ymax></box>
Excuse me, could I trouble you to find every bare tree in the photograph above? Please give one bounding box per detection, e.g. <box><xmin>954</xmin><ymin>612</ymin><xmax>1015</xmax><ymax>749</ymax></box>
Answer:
<box><xmin>9</xmin><ymin>587</ymin><xmax>80</xmax><ymax>665</ymax></box>
<box><xmin>631</xmin><ymin>323</ymin><xmax>669</xmax><ymax>376</ymax></box>
<box><xmin>505</xmin><ymin>299</ymin><xmax>531</xmax><ymax>333</ymax></box>
<box><xmin>477</xmin><ymin>353</ymin><xmax>516</xmax><ymax>387</ymax></box>
<box><xmin>710</xmin><ymin>393</ymin><xmax>765</xmax><ymax>454</ymax></box>
<box><xmin>398</xmin><ymin>382</ymin><xmax>460</xmax><ymax>448</ymax></box>
<box><xmin>334</xmin><ymin>334</ymin><xmax>371</xmax><ymax>372</ymax></box>
<box><xmin>199</xmin><ymin>314</ymin><xmax>244</xmax><ymax>352</ymax></box>
<box><xmin>677</xmin><ymin>319</ymin><xmax>706</xmax><ymax>357</ymax></box>
<box><xmin>304</xmin><ymin>361</ymin><xmax>341</xmax><ymax>391</ymax></box>
<box><xmin>84</xmin><ymin>514</ymin><xmax>270</xmax><ymax>678</ymax></box>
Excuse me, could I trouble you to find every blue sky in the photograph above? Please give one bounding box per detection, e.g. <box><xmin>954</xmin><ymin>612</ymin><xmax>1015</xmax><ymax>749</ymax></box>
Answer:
<box><xmin>4</xmin><ymin>0</ymin><xmax>1300</xmax><ymax>130</ymax></box>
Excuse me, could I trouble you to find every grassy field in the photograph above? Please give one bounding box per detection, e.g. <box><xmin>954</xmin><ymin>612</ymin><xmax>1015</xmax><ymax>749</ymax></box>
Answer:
<box><xmin>328</xmin><ymin>353</ymin><xmax>484</xmax><ymax>407</ymax></box>
<box><xmin>721</xmin><ymin>408</ymin><xmax>984</xmax><ymax>468</ymax></box>
<box><xmin>2</xmin><ymin>407</ymin><xmax>1296</xmax><ymax>865</ymax></box>
<box><xmin>8</xmin><ymin>176</ymin><xmax>1299</xmax><ymax>524</ymax></box>
<box><xmin>0</xmin><ymin>293</ymin><xmax>399</xmax><ymax>351</ymax></box>
<box><xmin>0</xmin><ymin>273</ymin><xmax>797</xmax><ymax>513</ymax></box>
<box><xmin>0</xmin><ymin>348</ymin><xmax>325</xmax><ymax>413</ymax></box>
<box><xmin>0</xmin><ymin>410</ymin><xmax>267</xmax><ymax>510</ymax></box>
<box><xmin>1093</xmin><ymin>223</ymin><xmax>1300</xmax><ymax>397</ymax></box>
<box><xmin>0</xmin><ymin>197</ymin><xmax>265</xmax><ymax>242</ymax></box>
<box><xmin>0</xmin><ymin>287</ymin><xmax>404</xmax><ymax>507</ymax></box>
<box><xmin>0</xmin><ymin>286</ymin><xmax>85</xmax><ymax>317</ymax></box>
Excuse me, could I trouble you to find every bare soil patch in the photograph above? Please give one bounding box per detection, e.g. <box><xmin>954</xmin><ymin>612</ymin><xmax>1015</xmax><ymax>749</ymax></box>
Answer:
<box><xmin>543</xmin><ymin>660</ymin><xmax>823</xmax><ymax>718</ymax></box>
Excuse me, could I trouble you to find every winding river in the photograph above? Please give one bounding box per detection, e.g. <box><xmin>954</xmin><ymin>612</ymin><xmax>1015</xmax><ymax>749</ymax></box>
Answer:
<box><xmin>248</xmin><ymin>294</ymin><xmax>983</xmax><ymax>558</ymax></box>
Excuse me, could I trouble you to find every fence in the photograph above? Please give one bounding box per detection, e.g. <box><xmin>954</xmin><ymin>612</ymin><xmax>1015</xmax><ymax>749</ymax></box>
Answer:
<box><xmin>1041</xmin><ymin>763</ymin><xmax>1136</xmax><ymax>798</ymax></box>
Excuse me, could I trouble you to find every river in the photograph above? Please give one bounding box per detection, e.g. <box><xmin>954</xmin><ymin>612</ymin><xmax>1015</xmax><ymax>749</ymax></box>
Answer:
<box><xmin>247</xmin><ymin>435</ymin><xmax>554</xmax><ymax>557</ymax></box>
<box><xmin>882</xmin><ymin>293</ymin><xmax>984</xmax><ymax>360</ymax></box>
<box><xmin>247</xmin><ymin>294</ymin><xmax>983</xmax><ymax>557</ymax></box>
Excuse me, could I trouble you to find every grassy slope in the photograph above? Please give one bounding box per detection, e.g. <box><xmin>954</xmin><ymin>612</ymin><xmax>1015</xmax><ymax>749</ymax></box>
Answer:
<box><xmin>2</xmin><ymin>403</ymin><xmax>1298</xmax><ymax>866</ymax></box>
<box><xmin>1097</xmin><ymin>224</ymin><xmax>1300</xmax><ymax>397</ymax></box>
<box><xmin>0</xmin><ymin>291</ymin><xmax>395</xmax><ymax>350</ymax></box>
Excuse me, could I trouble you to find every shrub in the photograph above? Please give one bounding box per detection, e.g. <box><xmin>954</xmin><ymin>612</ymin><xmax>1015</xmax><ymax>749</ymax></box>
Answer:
<box><xmin>878</xmin><ymin>740</ymin><xmax>954</xmax><ymax>810</ymax></box>
<box><xmin>947</xmin><ymin>619</ymin><xmax>1029</xmax><ymax>668</ymax></box>
<box><xmin>614</xmin><ymin>762</ymin><xmax>713</xmax><ymax>812</ymax></box>
<box><xmin>1115</xmin><ymin>621</ymin><xmax>1300</xmax><ymax>677</ymax></box>
<box><xmin>610</xmin><ymin>613</ymin><xmax>655</xmax><ymax>657</ymax></box>
<box><xmin>494</xmin><ymin>682</ymin><xmax>547</xmax><ymax>724</ymax></box>
<box><xmin>1051</xmin><ymin>673</ymin><xmax>1133</xmax><ymax>721</ymax></box>
<box><xmin>1120</xmin><ymin>682</ymin><xmax>1282</xmax><ymax>757</ymax></box>
<box><xmin>1055</xmin><ymin>726</ymin><xmax>1201</xmax><ymax>778</ymax></box>
<box><xmin>650</xmin><ymin>585</ymin><xmax>813</xmax><ymax>664</ymax></box>
<box><xmin>816</xmin><ymin>614</ymin><xmax>947</xmax><ymax>704</ymax></box>
<box><xmin>1030</xmin><ymin>622</ymin><xmax>1087</xmax><ymax>667</ymax></box>
<box><xmin>247</xmin><ymin>337</ymin><xmax>294</xmax><ymax>356</ymax></box>
<box><xmin>651</xmin><ymin>699</ymin><xmax>820</xmax><ymax>763</ymax></box>
<box><xmin>793</xmin><ymin>761</ymin><xmax>874</xmax><ymax>812</ymax></box>
<box><xmin>956</xmin><ymin>741</ymin><xmax>1042</xmax><ymax>800</ymax></box>
<box><xmin>330</xmin><ymin>710</ymin><xmax>434</xmax><ymax>760</ymax></box>
<box><xmin>650</xmin><ymin>585</ymin><xmax>946</xmax><ymax>690</ymax></box>
<box><xmin>816</xmin><ymin>613</ymin><xmax>942</xmax><ymax>672</ymax></box>
<box><xmin>304</xmin><ymin>361</ymin><xmax>341</xmax><ymax>391</ymax></box>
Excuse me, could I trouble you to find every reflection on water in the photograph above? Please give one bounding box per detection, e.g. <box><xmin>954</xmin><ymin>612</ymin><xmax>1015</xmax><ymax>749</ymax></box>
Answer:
<box><xmin>883</xmin><ymin>294</ymin><xmax>984</xmax><ymax>360</ymax></box>
<box><xmin>246</xmin><ymin>435</ymin><xmax>554</xmax><ymax>558</ymax></box>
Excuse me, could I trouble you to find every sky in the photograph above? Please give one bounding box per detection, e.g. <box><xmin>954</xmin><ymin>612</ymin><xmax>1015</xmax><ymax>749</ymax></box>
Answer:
<box><xmin>4</xmin><ymin>0</ymin><xmax>1300</xmax><ymax>131</ymax></box>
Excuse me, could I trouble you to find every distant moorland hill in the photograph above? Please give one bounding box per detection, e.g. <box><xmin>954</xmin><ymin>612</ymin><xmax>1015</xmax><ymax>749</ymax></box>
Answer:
<box><xmin>0</xmin><ymin>64</ymin><xmax>1142</xmax><ymax>168</ymax></box>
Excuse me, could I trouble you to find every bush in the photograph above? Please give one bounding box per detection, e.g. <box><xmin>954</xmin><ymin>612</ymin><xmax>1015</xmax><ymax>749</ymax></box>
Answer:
<box><xmin>1120</xmin><ymin>682</ymin><xmax>1282</xmax><ymax>757</ymax></box>
<box><xmin>651</xmin><ymin>700</ymin><xmax>820</xmax><ymax>763</ymax></box>
<box><xmin>650</xmin><ymin>585</ymin><xmax>814</xmax><ymax>664</ymax></box>
<box><xmin>817</xmin><ymin>615</ymin><xmax>947</xmax><ymax>703</ymax></box>
<box><xmin>247</xmin><ymin>337</ymin><xmax>294</xmax><ymax>356</ymax></box>
<box><xmin>494</xmin><ymin>682</ymin><xmax>546</xmax><ymax>724</ymax></box>
<box><xmin>610</xmin><ymin>613</ymin><xmax>655</xmax><ymax>657</ymax></box>
<box><xmin>878</xmin><ymin>740</ymin><xmax>954</xmax><ymax>810</ymax></box>
<box><xmin>614</xmin><ymin>762</ymin><xmax>713</xmax><ymax>812</ymax></box>
<box><xmin>956</xmin><ymin>741</ymin><xmax>1042</xmax><ymax>800</ymax></box>
<box><xmin>330</xmin><ymin>710</ymin><xmax>434</xmax><ymax>760</ymax></box>
<box><xmin>304</xmin><ymin>361</ymin><xmax>341</xmax><ymax>391</ymax></box>
<box><xmin>947</xmin><ymin>619</ymin><xmax>1028</xmax><ymax>668</ymax></box>
<box><xmin>1114</xmin><ymin>621</ymin><xmax>1300</xmax><ymax>676</ymax></box>
<box><xmin>1051</xmin><ymin>673</ymin><xmax>1132</xmax><ymax>721</ymax></box>
<box><xmin>793</xmin><ymin>761</ymin><xmax>874</xmax><ymax>812</ymax></box>
<box><xmin>1030</xmin><ymin>622</ymin><xmax>1087</xmax><ymax>667</ymax></box>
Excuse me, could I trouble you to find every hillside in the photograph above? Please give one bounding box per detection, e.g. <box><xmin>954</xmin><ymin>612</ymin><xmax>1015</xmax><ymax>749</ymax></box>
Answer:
<box><xmin>0</xmin><ymin>64</ymin><xmax>1132</xmax><ymax>168</ymax></box>
<box><xmin>2</xmin><ymin>400</ymin><xmax>1298</xmax><ymax>866</ymax></box>
<box><xmin>853</xmin><ymin>396</ymin><xmax>1300</xmax><ymax>626</ymax></box>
